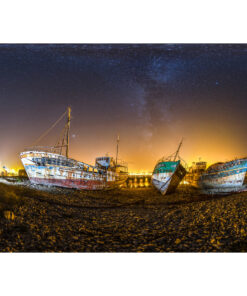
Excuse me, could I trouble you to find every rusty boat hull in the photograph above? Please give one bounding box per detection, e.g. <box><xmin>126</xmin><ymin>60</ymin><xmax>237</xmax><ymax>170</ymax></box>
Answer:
<box><xmin>20</xmin><ymin>151</ymin><xmax>128</xmax><ymax>190</ymax></box>
<box><xmin>198</xmin><ymin>158</ymin><xmax>247</xmax><ymax>194</ymax></box>
<box><xmin>152</xmin><ymin>160</ymin><xmax>186</xmax><ymax>195</ymax></box>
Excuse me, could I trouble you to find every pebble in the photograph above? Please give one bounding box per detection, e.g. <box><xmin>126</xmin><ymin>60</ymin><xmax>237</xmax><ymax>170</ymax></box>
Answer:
<box><xmin>1</xmin><ymin>183</ymin><xmax>247</xmax><ymax>252</ymax></box>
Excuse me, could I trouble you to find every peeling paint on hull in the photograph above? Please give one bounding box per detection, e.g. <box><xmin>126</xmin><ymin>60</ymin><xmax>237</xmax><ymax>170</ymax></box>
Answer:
<box><xmin>29</xmin><ymin>177</ymin><xmax>106</xmax><ymax>190</ymax></box>
<box><xmin>152</xmin><ymin>161</ymin><xmax>186</xmax><ymax>195</ymax></box>
<box><xmin>152</xmin><ymin>174</ymin><xmax>173</xmax><ymax>195</ymax></box>
<box><xmin>20</xmin><ymin>151</ymin><xmax>128</xmax><ymax>190</ymax></box>
<box><xmin>199</xmin><ymin>158</ymin><xmax>247</xmax><ymax>194</ymax></box>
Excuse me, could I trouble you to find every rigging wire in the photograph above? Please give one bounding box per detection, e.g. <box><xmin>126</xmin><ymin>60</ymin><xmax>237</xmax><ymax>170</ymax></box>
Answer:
<box><xmin>32</xmin><ymin>110</ymin><xmax>67</xmax><ymax>146</ymax></box>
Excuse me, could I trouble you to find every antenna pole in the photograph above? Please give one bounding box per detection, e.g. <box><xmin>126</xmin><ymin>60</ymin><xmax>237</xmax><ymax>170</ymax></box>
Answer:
<box><xmin>66</xmin><ymin>106</ymin><xmax>71</xmax><ymax>158</ymax></box>
<box><xmin>115</xmin><ymin>135</ymin><xmax>120</xmax><ymax>166</ymax></box>
<box><xmin>173</xmin><ymin>138</ymin><xmax>183</xmax><ymax>161</ymax></box>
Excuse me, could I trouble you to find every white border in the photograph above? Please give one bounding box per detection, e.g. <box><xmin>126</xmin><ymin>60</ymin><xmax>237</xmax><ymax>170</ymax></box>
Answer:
<box><xmin>0</xmin><ymin>0</ymin><xmax>247</xmax><ymax>295</ymax></box>
<box><xmin>0</xmin><ymin>0</ymin><xmax>246</xmax><ymax>43</ymax></box>
<box><xmin>1</xmin><ymin>253</ymin><xmax>247</xmax><ymax>296</ymax></box>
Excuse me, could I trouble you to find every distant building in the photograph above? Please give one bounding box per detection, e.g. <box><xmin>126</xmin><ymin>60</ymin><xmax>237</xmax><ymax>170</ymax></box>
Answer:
<box><xmin>184</xmin><ymin>161</ymin><xmax>207</xmax><ymax>187</ymax></box>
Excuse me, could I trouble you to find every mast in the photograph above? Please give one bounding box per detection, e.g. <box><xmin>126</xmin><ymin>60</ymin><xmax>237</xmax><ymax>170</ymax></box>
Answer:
<box><xmin>66</xmin><ymin>106</ymin><xmax>71</xmax><ymax>158</ymax></box>
<box><xmin>115</xmin><ymin>135</ymin><xmax>120</xmax><ymax>166</ymax></box>
<box><xmin>173</xmin><ymin>139</ymin><xmax>183</xmax><ymax>161</ymax></box>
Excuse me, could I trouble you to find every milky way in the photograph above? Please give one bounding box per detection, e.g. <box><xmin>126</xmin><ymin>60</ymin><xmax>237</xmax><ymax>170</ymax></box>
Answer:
<box><xmin>1</xmin><ymin>44</ymin><xmax>247</xmax><ymax>170</ymax></box>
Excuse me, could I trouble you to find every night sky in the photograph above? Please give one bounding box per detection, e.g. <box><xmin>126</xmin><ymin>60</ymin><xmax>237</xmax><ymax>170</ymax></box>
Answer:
<box><xmin>1</xmin><ymin>44</ymin><xmax>247</xmax><ymax>171</ymax></box>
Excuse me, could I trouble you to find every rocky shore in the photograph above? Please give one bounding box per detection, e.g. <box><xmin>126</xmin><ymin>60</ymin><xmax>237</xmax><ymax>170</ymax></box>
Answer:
<box><xmin>1</xmin><ymin>180</ymin><xmax>247</xmax><ymax>252</ymax></box>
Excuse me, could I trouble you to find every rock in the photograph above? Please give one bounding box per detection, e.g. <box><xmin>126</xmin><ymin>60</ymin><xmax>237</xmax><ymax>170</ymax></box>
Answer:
<box><xmin>4</xmin><ymin>210</ymin><xmax>15</xmax><ymax>221</ymax></box>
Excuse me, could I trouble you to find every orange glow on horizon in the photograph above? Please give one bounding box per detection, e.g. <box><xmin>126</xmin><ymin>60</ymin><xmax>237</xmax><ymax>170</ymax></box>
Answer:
<box><xmin>3</xmin><ymin>120</ymin><xmax>247</xmax><ymax>172</ymax></box>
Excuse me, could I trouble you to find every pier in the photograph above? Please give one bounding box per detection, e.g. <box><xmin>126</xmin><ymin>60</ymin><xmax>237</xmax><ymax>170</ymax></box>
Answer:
<box><xmin>125</xmin><ymin>173</ymin><xmax>152</xmax><ymax>188</ymax></box>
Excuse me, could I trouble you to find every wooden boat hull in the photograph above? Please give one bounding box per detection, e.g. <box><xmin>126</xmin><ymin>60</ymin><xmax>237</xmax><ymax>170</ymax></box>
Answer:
<box><xmin>20</xmin><ymin>151</ymin><xmax>128</xmax><ymax>190</ymax></box>
<box><xmin>152</xmin><ymin>161</ymin><xmax>186</xmax><ymax>195</ymax></box>
<box><xmin>198</xmin><ymin>159</ymin><xmax>247</xmax><ymax>194</ymax></box>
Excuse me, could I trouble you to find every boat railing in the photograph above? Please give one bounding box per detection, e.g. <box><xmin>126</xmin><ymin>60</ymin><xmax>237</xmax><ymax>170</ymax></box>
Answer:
<box><xmin>116</xmin><ymin>159</ymin><xmax>128</xmax><ymax>167</ymax></box>
<box><xmin>24</xmin><ymin>146</ymin><xmax>65</xmax><ymax>154</ymax></box>
<box><xmin>155</xmin><ymin>155</ymin><xmax>188</xmax><ymax>170</ymax></box>
<box><xmin>156</xmin><ymin>155</ymin><xmax>174</xmax><ymax>165</ymax></box>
